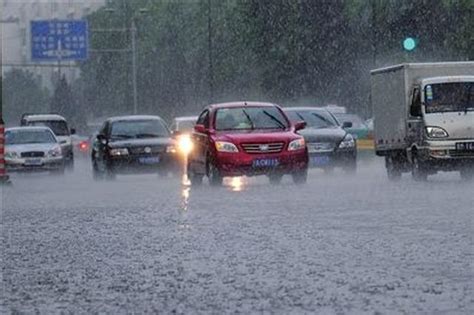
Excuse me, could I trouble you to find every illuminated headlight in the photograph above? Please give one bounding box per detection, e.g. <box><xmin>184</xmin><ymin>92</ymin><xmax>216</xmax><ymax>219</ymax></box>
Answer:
<box><xmin>426</xmin><ymin>126</ymin><xmax>449</xmax><ymax>138</ymax></box>
<box><xmin>5</xmin><ymin>151</ymin><xmax>19</xmax><ymax>159</ymax></box>
<box><xmin>47</xmin><ymin>147</ymin><xmax>63</xmax><ymax>158</ymax></box>
<box><xmin>339</xmin><ymin>134</ymin><xmax>355</xmax><ymax>149</ymax></box>
<box><xmin>110</xmin><ymin>148</ymin><xmax>129</xmax><ymax>156</ymax></box>
<box><xmin>166</xmin><ymin>145</ymin><xmax>177</xmax><ymax>153</ymax></box>
<box><xmin>288</xmin><ymin>138</ymin><xmax>306</xmax><ymax>151</ymax></box>
<box><xmin>178</xmin><ymin>135</ymin><xmax>193</xmax><ymax>154</ymax></box>
<box><xmin>215</xmin><ymin>141</ymin><xmax>239</xmax><ymax>153</ymax></box>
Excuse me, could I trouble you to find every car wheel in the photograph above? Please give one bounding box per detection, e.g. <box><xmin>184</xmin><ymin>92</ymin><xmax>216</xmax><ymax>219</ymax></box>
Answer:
<box><xmin>66</xmin><ymin>155</ymin><xmax>74</xmax><ymax>172</ymax></box>
<box><xmin>268</xmin><ymin>173</ymin><xmax>283</xmax><ymax>185</ymax></box>
<box><xmin>411</xmin><ymin>154</ymin><xmax>427</xmax><ymax>181</ymax></box>
<box><xmin>208</xmin><ymin>160</ymin><xmax>223</xmax><ymax>186</ymax></box>
<box><xmin>292</xmin><ymin>169</ymin><xmax>308</xmax><ymax>185</ymax></box>
<box><xmin>92</xmin><ymin>159</ymin><xmax>104</xmax><ymax>181</ymax></box>
<box><xmin>460</xmin><ymin>168</ymin><xmax>474</xmax><ymax>181</ymax></box>
<box><xmin>385</xmin><ymin>156</ymin><xmax>402</xmax><ymax>181</ymax></box>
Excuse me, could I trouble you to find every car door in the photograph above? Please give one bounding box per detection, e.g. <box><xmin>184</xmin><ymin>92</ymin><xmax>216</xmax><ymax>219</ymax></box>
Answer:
<box><xmin>191</xmin><ymin>110</ymin><xmax>210</xmax><ymax>174</ymax></box>
<box><xmin>93</xmin><ymin>121</ymin><xmax>109</xmax><ymax>165</ymax></box>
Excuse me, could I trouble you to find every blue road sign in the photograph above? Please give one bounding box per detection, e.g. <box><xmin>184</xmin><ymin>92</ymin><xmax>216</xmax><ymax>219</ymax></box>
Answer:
<box><xmin>31</xmin><ymin>20</ymin><xmax>88</xmax><ymax>61</ymax></box>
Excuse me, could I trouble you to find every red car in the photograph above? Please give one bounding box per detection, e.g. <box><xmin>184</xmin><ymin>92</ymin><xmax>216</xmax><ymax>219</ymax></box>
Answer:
<box><xmin>187</xmin><ymin>102</ymin><xmax>308</xmax><ymax>185</ymax></box>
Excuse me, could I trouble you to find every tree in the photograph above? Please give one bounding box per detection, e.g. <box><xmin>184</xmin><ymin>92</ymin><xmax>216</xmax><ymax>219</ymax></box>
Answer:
<box><xmin>2</xmin><ymin>69</ymin><xmax>50</xmax><ymax>126</ymax></box>
<box><xmin>51</xmin><ymin>75</ymin><xmax>86</xmax><ymax>131</ymax></box>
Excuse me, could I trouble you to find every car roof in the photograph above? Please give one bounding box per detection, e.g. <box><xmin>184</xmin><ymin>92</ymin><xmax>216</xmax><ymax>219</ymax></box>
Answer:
<box><xmin>174</xmin><ymin>116</ymin><xmax>198</xmax><ymax>121</ymax></box>
<box><xmin>208</xmin><ymin>101</ymin><xmax>278</xmax><ymax>109</ymax></box>
<box><xmin>22</xmin><ymin>114</ymin><xmax>66</xmax><ymax>121</ymax></box>
<box><xmin>107</xmin><ymin>115</ymin><xmax>165</xmax><ymax>123</ymax></box>
<box><xmin>7</xmin><ymin>126</ymin><xmax>55</xmax><ymax>133</ymax></box>
<box><xmin>282</xmin><ymin>106</ymin><xmax>330</xmax><ymax>112</ymax></box>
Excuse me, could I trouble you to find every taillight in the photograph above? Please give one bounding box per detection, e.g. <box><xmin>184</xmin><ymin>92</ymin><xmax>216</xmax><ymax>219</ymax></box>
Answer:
<box><xmin>79</xmin><ymin>141</ymin><xmax>89</xmax><ymax>151</ymax></box>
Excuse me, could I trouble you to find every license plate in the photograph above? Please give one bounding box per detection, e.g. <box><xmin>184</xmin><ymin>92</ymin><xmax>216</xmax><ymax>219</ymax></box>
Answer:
<box><xmin>252</xmin><ymin>158</ymin><xmax>279</xmax><ymax>168</ymax></box>
<box><xmin>24</xmin><ymin>158</ymin><xmax>42</xmax><ymax>166</ymax></box>
<box><xmin>455</xmin><ymin>142</ymin><xmax>474</xmax><ymax>151</ymax></box>
<box><xmin>139</xmin><ymin>156</ymin><xmax>160</xmax><ymax>164</ymax></box>
<box><xmin>310</xmin><ymin>155</ymin><xmax>330</xmax><ymax>166</ymax></box>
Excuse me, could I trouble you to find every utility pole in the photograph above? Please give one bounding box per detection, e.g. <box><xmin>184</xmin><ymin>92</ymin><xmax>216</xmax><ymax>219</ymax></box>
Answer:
<box><xmin>131</xmin><ymin>19</ymin><xmax>138</xmax><ymax>115</ymax></box>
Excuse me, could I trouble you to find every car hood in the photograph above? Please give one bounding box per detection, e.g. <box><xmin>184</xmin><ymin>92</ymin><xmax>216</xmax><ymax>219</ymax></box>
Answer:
<box><xmin>6</xmin><ymin>143</ymin><xmax>58</xmax><ymax>153</ymax></box>
<box><xmin>108</xmin><ymin>137</ymin><xmax>173</xmax><ymax>148</ymax></box>
<box><xmin>298</xmin><ymin>127</ymin><xmax>347</xmax><ymax>143</ymax></box>
<box><xmin>214</xmin><ymin>129</ymin><xmax>298</xmax><ymax>143</ymax></box>
<box><xmin>425</xmin><ymin>112</ymin><xmax>474</xmax><ymax>140</ymax></box>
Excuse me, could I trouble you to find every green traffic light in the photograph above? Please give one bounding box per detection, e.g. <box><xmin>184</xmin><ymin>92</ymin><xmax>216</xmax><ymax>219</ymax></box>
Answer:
<box><xmin>403</xmin><ymin>37</ymin><xmax>416</xmax><ymax>51</ymax></box>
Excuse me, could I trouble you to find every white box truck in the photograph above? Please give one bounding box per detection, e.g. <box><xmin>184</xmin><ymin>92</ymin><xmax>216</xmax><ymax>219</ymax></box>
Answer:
<box><xmin>371</xmin><ymin>62</ymin><xmax>474</xmax><ymax>181</ymax></box>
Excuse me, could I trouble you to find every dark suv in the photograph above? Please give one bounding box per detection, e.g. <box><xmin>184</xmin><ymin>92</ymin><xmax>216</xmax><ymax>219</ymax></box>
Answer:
<box><xmin>91</xmin><ymin>115</ymin><xmax>177</xmax><ymax>179</ymax></box>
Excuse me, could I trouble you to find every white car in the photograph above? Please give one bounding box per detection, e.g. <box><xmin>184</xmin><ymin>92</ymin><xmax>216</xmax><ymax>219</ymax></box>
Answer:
<box><xmin>4</xmin><ymin>126</ymin><xmax>65</xmax><ymax>174</ymax></box>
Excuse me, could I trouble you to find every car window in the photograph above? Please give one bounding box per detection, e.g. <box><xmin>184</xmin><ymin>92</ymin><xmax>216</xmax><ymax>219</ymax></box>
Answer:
<box><xmin>197</xmin><ymin>110</ymin><xmax>210</xmax><ymax>128</ymax></box>
<box><xmin>27</xmin><ymin>120</ymin><xmax>69</xmax><ymax>136</ymax></box>
<box><xmin>110</xmin><ymin>120</ymin><xmax>170</xmax><ymax>139</ymax></box>
<box><xmin>215</xmin><ymin>106</ymin><xmax>289</xmax><ymax>131</ymax></box>
<box><xmin>177</xmin><ymin>120</ymin><xmax>196</xmax><ymax>132</ymax></box>
<box><xmin>5</xmin><ymin>129</ymin><xmax>56</xmax><ymax>145</ymax></box>
<box><xmin>334</xmin><ymin>114</ymin><xmax>366</xmax><ymax>128</ymax></box>
<box><xmin>286</xmin><ymin>110</ymin><xmax>338</xmax><ymax>128</ymax></box>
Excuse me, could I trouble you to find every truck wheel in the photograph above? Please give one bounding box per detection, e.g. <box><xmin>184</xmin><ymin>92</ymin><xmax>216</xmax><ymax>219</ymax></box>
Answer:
<box><xmin>207</xmin><ymin>160</ymin><xmax>223</xmax><ymax>186</ymax></box>
<box><xmin>460</xmin><ymin>168</ymin><xmax>474</xmax><ymax>181</ymax></box>
<box><xmin>411</xmin><ymin>155</ymin><xmax>427</xmax><ymax>181</ymax></box>
<box><xmin>385</xmin><ymin>156</ymin><xmax>402</xmax><ymax>181</ymax></box>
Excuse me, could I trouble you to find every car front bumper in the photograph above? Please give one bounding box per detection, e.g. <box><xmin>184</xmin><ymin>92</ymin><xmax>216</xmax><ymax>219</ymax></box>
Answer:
<box><xmin>108</xmin><ymin>153</ymin><xmax>178</xmax><ymax>174</ymax></box>
<box><xmin>307</xmin><ymin>148</ymin><xmax>356</xmax><ymax>169</ymax></box>
<box><xmin>214</xmin><ymin>149</ymin><xmax>308</xmax><ymax>177</ymax></box>
<box><xmin>6</xmin><ymin>157</ymin><xmax>64</xmax><ymax>172</ymax></box>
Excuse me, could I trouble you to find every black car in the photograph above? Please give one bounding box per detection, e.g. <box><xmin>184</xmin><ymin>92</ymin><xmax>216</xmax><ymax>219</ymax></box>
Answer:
<box><xmin>91</xmin><ymin>115</ymin><xmax>177</xmax><ymax>179</ymax></box>
<box><xmin>284</xmin><ymin>107</ymin><xmax>357</xmax><ymax>173</ymax></box>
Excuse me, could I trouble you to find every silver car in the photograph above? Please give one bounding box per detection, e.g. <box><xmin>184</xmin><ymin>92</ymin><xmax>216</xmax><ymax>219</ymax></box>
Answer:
<box><xmin>4</xmin><ymin>127</ymin><xmax>65</xmax><ymax>174</ymax></box>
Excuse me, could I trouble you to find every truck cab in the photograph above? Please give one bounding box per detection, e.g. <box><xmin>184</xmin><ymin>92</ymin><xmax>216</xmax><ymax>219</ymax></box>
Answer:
<box><xmin>371</xmin><ymin>63</ymin><xmax>474</xmax><ymax>181</ymax></box>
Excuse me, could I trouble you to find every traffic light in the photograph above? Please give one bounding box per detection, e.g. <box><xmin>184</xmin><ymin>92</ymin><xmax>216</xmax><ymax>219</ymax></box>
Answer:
<box><xmin>403</xmin><ymin>37</ymin><xmax>417</xmax><ymax>51</ymax></box>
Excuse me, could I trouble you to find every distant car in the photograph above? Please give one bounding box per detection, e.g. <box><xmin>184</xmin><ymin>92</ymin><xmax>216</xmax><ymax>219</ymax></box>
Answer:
<box><xmin>20</xmin><ymin>113</ymin><xmax>75</xmax><ymax>169</ymax></box>
<box><xmin>187</xmin><ymin>102</ymin><xmax>308</xmax><ymax>185</ymax></box>
<box><xmin>332</xmin><ymin>113</ymin><xmax>369</xmax><ymax>139</ymax></box>
<box><xmin>91</xmin><ymin>115</ymin><xmax>177</xmax><ymax>179</ymax></box>
<box><xmin>284</xmin><ymin>107</ymin><xmax>357</xmax><ymax>173</ymax></box>
<box><xmin>71</xmin><ymin>134</ymin><xmax>90</xmax><ymax>156</ymax></box>
<box><xmin>170</xmin><ymin>116</ymin><xmax>198</xmax><ymax>156</ymax></box>
<box><xmin>4</xmin><ymin>126</ymin><xmax>65</xmax><ymax>174</ymax></box>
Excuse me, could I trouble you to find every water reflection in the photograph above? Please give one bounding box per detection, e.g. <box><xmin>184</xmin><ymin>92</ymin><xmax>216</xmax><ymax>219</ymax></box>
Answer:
<box><xmin>181</xmin><ymin>174</ymin><xmax>191</xmax><ymax>212</ymax></box>
<box><xmin>225</xmin><ymin>176</ymin><xmax>247</xmax><ymax>192</ymax></box>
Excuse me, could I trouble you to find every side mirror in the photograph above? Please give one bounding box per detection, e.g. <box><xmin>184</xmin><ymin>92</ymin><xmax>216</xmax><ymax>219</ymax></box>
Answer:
<box><xmin>342</xmin><ymin>121</ymin><xmax>353</xmax><ymax>129</ymax></box>
<box><xmin>97</xmin><ymin>134</ymin><xmax>107</xmax><ymax>144</ymax></box>
<box><xmin>194</xmin><ymin>124</ymin><xmax>207</xmax><ymax>134</ymax></box>
<box><xmin>70</xmin><ymin>128</ymin><xmax>76</xmax><ymax>135</ymax></box>
<box><xmin>294</xmin><ymin>121</ymin><xmax>306</xmax><ymax>131</ymax></box>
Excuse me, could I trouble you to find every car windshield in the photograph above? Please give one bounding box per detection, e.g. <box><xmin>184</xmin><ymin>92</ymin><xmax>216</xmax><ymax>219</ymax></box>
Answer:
<box><xmin>333</xmin><ymin>113</ymin><xmax>366</xmax><ymax>128</ymax></box>
<box><xmin>425</xmin><ymin>82</ymin><xmax>474</xmax><ymax>113</ymax></box>
<box><xmin>5</xmin><ymin>129</ymin><xmax>56</xmax><ymax>145</ymax></box>
<box><xmin>176</xmin><ymin>120</ymin><xmax>196</xmax><ymax>133</ymax></box>
<box><xmin>28</xmin><ymin>120</ymin><xmax>69</xmax><ymax>136</ymax></box>
<box><xmin>286</xmin><ymin>110</ymin><xmax>338</xmax><ymax>129</ymax></box>
<box><xmin>215</xmin><ymin>107</ymin><xmax>289</xmax><ymax>131</ymax></box>
<box><xmin>110</xmin><ymin>120</ymin><xmax>170</xmax><ymax>139</ymax></box>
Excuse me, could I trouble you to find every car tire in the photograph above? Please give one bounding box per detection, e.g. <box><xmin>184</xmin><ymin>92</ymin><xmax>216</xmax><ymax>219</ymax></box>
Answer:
<box><xmin>411</xmin><ymin>154</ymin><xmax>427</xmax><ymax>181</ymax></box>
<box><xmin>385</xmin><ymin>156</ymin><xmax>402</xmax><ymax>181</ymax></box>
<box><xmin>207</xmin><ymin>160</ymin><xmax>223</xmax><ymax>186</ymax></box>
<box><xmin>460</xmin><ymin>168</ymin><xmax>474</xmax><ymax>181</ymax></box>
<box><xmin>292</xmin><ymin>169</ymin><xmax>308</xmax><ymax>185</ymax></box>
<box><xmin>66</xmin><ymin>155</ymin><xmax>74</xmax><ymax>172</ymax></box>
<box><xmin>187</xmin><ymin>160</ymin><xmax>203</xmax><ymax>186</ymax></box>
<box><xmin>92</xmin><ymin>159</ymin><xmax>104</xmax><ymax>181</ymax></box>
<box><xmin>268</xmin><ymin>173</ymin><xmax>283</xmax><ymax>185</ymax></box>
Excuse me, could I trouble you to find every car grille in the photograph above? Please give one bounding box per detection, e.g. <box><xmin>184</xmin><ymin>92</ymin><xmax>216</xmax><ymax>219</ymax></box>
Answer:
<box><xmin>129</xmin><ymin>146</ymin><xmax>164</xmax><ymax>155</ymax></box>
<box><xmin>307</xmin><ymin>142</ymin><xmax>335</xmax><ymax>152</ymax></box>
<box><xmin>21</xmin><ymin>151</ymin><xmax>45</xmax><ymax>158</ymax></box>
<box><xmin>449</xmin><ymin>150</ymin><xmax>474</xmax><ymax>158</ymax></box>
<box><xmin>241</xmin><ymin>142</ymin><xmax>284</xmax><ymax>154</ymax></box>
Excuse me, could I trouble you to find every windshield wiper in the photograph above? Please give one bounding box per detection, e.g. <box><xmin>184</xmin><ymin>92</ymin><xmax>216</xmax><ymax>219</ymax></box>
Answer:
<box><xmin>136</xmin><ymin>133</ymin><xmax>161</xmax><ymax>138</ymax></box>
<box><xmin>263</xmin><ymin>110</ymin><xmax>286</xmax><ymax>129</ymax></box>
<box><xmin>241</xmin><ymin>109</ymin><xmax>255</xmax><ymax>130</ymax></box>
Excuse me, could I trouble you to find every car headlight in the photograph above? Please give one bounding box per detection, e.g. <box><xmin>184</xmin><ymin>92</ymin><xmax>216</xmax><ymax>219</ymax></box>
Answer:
<box><xmin>215</xmin><ymin>141</ymin><xmax>239</xmax><ymax>153</ymax></box>
<box><xmin>177</xmin><ymin>134</ymin><xmax>193</xmax><ymax>154</ymax></box>
<box><xmin>426</xmin><ymin>126</ymin><xmax>449</xmax><ymax>138</ymax></box>
<box><xmin>109</xmin><ymin>148</ymin><xmax>129</xmax><ymax>156</ymax></box>
<box><xmin>166</xmin><ymin>145</ymin><xmax>177</xmax><ymax>153</ymax></box>
<box><xmin>5</xmin><ymin>151</ymin><xmax>19</xmax><ymax>159</ymax></box>
<box><xmin>47</xmin><ymin>147</ymin><xmax>63</xmax><ymax>157</ymax></box>
<box><xmin>288</xmin><ymin>138</ymin><xmax>306</xmax><ymax>151</ymax></box>
<box><xmin>339</xmin><ymin>134</ymin><xmax>355</xmax><ymax>149</ymax></box>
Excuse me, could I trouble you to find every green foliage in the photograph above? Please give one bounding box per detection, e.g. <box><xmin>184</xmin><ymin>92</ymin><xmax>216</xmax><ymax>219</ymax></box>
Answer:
<box><xmin>2</xmin><ymin>69</ymin><xmax>50</xmax><ymax>126</ymax></box>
